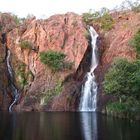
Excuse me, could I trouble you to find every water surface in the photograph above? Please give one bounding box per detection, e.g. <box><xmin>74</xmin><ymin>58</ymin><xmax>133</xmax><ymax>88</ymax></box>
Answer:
<box><xmin>0</xmin><ymin>112</ymin><xmax>140</xmax><ymax>140</ymax></box>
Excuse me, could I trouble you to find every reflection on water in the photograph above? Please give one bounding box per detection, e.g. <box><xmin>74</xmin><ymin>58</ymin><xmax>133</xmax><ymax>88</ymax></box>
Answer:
<box><xmin>81</xmin><ymin>113</ymin><xmax>97</xmax><ymax>140</ymax></box>
<box><xmin>0</xmin><ymin>112</ymin><xmax>140</xmax><ymax>140</ymax></box>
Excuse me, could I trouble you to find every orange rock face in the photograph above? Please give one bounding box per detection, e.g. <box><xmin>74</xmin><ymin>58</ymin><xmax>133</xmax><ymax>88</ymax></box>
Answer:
<box><xmin>101</xmin><ymin>11</ymin><xmax>139</xmax><ymax>65</ymax></box>
<box><xmin>96</xmin><ymin>11</ymin><xmax>139</xmax><ymax>111</ymax></box>
<box><xmin>51</xmin><ymin>11</ymin><xmax>139</xmax><ymax>111</ymax></box>
<box><xmin>0</xmin><ymin>13</ymin><xmax>17</xmax><ymax>110</ymax></box>
<box><xmin>6</xmin><ymin>12</ymin><xmax>88</xmax><ymax>111</ymax></box>
<box><xmin>0</xmin><ymin>11</ymin><xmax>139</xmax><ymax>112</ymax></box>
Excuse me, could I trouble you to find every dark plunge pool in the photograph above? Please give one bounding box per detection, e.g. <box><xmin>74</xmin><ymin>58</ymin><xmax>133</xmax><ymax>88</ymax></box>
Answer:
<box><xmin>0</xmin><ymin>112</ymin><xmax>140</xmax><ymax>140</ymax></box>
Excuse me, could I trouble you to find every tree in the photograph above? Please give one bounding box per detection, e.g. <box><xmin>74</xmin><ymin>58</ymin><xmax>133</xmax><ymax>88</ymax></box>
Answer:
<box><xmin>104</xmin><ymin>58</ymin><xmax>140</xmax><ymax>98</ymax></box>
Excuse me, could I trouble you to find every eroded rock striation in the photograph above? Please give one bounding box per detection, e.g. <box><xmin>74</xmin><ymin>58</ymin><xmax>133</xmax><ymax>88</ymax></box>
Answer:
<box><xmin>5</xmin><ymin>12</ymin><xmax>89</xmax><ymax>111</ymax></box>
<box><xmin>0</xmin><ymin>11</ymin><xmax>139</xmax><ymax>112</ymax></box>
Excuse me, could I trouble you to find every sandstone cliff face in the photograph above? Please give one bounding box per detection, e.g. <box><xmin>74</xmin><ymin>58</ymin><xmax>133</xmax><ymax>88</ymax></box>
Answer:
<box><xmin>6</xmin><ymin>12</ymin><xmax>88</xmax><ymax>111</ymax></box>
<box><xmin>96</xmin><ymin>11</ymin><xmax>139</xmax><ymax>111</ymax></box>
<box><xmin>0</xmin><ymin>13</ymin><xmax>17</xmax><ymax>111</ymax></box>
<box><xmin>50</xmin><ymin>11</ymin><xmax>139</xmax><ymax>112</ymax></box>
<box><xmin>0</xmin><ymin>11</ymin><xmax>139</xmax><ymax>112</ymax></box>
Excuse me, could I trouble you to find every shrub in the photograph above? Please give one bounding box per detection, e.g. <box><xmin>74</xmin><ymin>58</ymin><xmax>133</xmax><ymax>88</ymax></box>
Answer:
<box><xmin>84</xmin><ymin>30</ymin><xmax>90</xmax><ymax>39</ymax></box>
<box><xmin>99</xmin><ymin>7</ymin><xmax>109</xmax><ymax>15</ymax></box>
<box><xmin>120</xmin><ymin>0</ymin><xmax>140</xmax><ymax>12</ymax></box>
<box><xmin>12</xmin><ymin>14</ymin><xmax>20</xmax><ymax>25</ymax></box>
<box><xmin>39</xmin><ymin>50</ymin><xmax>66</xmax><ymax>71</ymax></box>
<box><xmin>103</xmin><ymin>58</ymin><xmax>140</xmax><ymax>98</ymax></box>
<box><xmin>15</xmin><ymin>62</ymin><xmax>27</xmax><ymax>87</ymax></box>
<box><xmin>82</xmin><ymin>8</ymin><xmax>113</xmax><ymax>30</ymax></box>
<box><xmin>18</xmin><ymin>72</ymin><xmax>28</xmax><ymax>87</ymax></box>
<box><xmin>129</xmin><ymin>28</ymin><xmax>140</xmax><ymax>56</ymax></box>
<box><xmin>63</xmin><ymin>61</ymin><xmax>74</xmax><ymax>70</ymax></box>
<box><xmin>9</xmin><ymin>13</ymin><xmax>24</xmax><ymax>25</ymax></box>
<box><xmin>106</xmin><ymin>98</ymin><xmax>140</xmax><ymax>119</ymax></box>
<box><xmin>126</xmin><ymin>0</ymin><xmax>140</xmax><ymax>12</ymax></box>
<box><xmin>132</xmin><ymin>6</ymin><xmax>140</xmax><ymax>13</ymax></box>
<box><xmin>82</xmin><ymin>10</ymin><xmax>100</xmax><ymax>24</ymax></box>
<box><xmin>41</xmin><ymin>80</ymin><xmax>62</xmax><ymax>104</ymax></box>
<box><xmin>107</xmin><ymin>101</ymin><xmax>130</xmax><ymax>114</ymax></box>
<box><xmin>19</xmin><ymin>40</ymin><xmax>32</xmax><ymax>49</ymax></box>
<box><xmin>100</xmin><ymin>12</ymin><xmax>114</xmax><ymax>31</ymax></box>
<box><xmin>15</xmin><ymin>62</ymin><xmax>34</xmax><ymax>87</ymax></box>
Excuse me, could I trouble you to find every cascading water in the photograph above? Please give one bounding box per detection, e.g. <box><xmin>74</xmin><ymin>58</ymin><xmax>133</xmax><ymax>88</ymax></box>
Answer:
<box><xmin>6</xmin><ymin>49</ymin><xmax>19</xmax><ymax>112</ymax></box>
<box><xmin>79</xmin><ymin>26</ymin><xmax>98</xmax><ymax>112</ymax></box>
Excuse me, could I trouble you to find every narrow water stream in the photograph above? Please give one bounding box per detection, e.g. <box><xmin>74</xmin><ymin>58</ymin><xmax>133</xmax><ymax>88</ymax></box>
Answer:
<box><xmin>6</xmin><ymin>49</ymin><xmax>19</xmax><ymax>112</ymax></box>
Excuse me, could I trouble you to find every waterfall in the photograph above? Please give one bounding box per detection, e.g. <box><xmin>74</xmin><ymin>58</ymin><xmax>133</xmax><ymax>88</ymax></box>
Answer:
<box><xmin>79</xmin><ymin>26</ymin><xmax>98</xmax><ymax>112</ymax></box>
<box><xmin>6</xmin><ymin>49</ymin><xmax>19</xmax><ymax>112</ymax></box>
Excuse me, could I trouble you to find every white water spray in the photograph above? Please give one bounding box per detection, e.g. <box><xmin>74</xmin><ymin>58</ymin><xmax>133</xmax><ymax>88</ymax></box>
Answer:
<box><xmin>79</xmin><ymin>26</ymin><xmax>98</xmax><ymax>112</ymax></box>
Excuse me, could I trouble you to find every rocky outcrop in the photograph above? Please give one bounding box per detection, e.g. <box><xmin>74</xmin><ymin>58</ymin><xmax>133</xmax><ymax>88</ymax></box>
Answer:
<box><xmin>96</xmin><ymin>11</ymin><xmax>139</xmax><ymax>111</ymax></box>
<box><xmin>6</xmin><ymin>12</ymin><xmax>88</xmax><ymax>111</ymax></box>
<box><xmin>47</xmin><ymin>38</ymin><xmax>93</xmax><ymax>111</ymax></box>
<box><xmin>0</xmin><ymin>13</ymin><xmax>17</xmax><ymax>111</ymax></box>
<box><xmin>0</xmin><ymin>10</ymin><xmax>139</xmax><ymax>112</ymax></box>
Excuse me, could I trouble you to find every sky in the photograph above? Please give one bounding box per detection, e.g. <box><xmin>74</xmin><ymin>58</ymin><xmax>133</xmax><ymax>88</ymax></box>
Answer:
<box><xmin>0</xmin><ymin>0</ymin><xmax>137</xmax><ymax>18</ymax></box>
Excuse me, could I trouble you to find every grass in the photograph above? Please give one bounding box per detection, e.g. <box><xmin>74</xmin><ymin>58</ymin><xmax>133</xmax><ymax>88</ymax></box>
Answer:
<box><xmin>19</xmin><ymin>40</ymin><xmax>32</xmax><ymax>49</ymax></box>
<box><xmin>40</xmin><ymin>50</ymin><xmax>73</xmax><ymax>72</ymax></box>
<box><xmin>106</xmin><ymin>98</ymin><xmax>140</xmax><ymax>120</ymax></box>
<box><xmin>129</xmin><ymin>28</ymin><xmax>140</xmax><ymax>57</ymax></box>
<box><xmin>41</xmin><ymin>80</ymin><xmax>62</xmax><ymax>104</ymax></box>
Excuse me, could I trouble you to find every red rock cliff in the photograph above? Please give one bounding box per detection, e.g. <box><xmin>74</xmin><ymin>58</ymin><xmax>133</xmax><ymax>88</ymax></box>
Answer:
<box><xmin>0</xmin><ymin>10</ymin><xmax>139</xmax><ymax>112</ymax></box>
<box><xmin>6</xmin><ymin>12</ymin><xmax>88</xmax><ymax>111</ymax></box>
<box><xmin>0</xmin><ymin>13</ymin><xmax>17</xmax><ymax>110</ymax></box>
<box><xmin>96</xmin><ymin>11</ymin><xmax>139</xmax><ymax>111</ymax></box>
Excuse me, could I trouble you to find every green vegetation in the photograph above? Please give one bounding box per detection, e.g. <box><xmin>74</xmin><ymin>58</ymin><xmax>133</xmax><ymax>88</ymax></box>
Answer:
<box><xmin>122</xmin><ymin>0</ymin><xmax>140</xmax><ymax>13</ymax></box>
<box><xmin>19</xmin><ymin>40</ymin><xmax>32</xmax><ymax>49</ymax></box>
<box><xmin>84</xmin><ymin>30</ymin><xmax>90</xmax><ymax>39</ymax></box>
<box><xmin>104</xmin><ymin>58</ymin><xmax>140</xmax><ymax>98</ymax></box>
<box><xmin>0</xmin><ymin>24</ymin><xmax>2</xmax><ymax>31</ymax></box>
<box><xmin>15</xmin><ymin>62</ymin><xmax>27</xmax><ymax>87</ymax></box>
<box><xmin>82</xmin><ymin>9</ymin><xmax>100</xmax><ymax>24</ymax></box>
<box><xmin>104</xmin><ymin>25</ymin><xmax>140</xmax><ymax>120</ymax></box>
<box><xmin>63</xmin><ymin>61</ymin><xmax>74</xmax><ymax>70</ymax></box>
<box><xmin>12</xmin><ymin>14</ymin><xmax>21</xmax><ymax>25</ymax></box>
<box><xmin>41</xmin><ymin>80</ymin><xmax>62</xmax><ymax>104</ymax></box>
<box><xmin>129</xmin><ymin>28</ymin><xmax>140</xmax><ymax>56</ymax></box>
<box><xmin>106</xmin><ymin>98</ymin><xmax>140</xmax><ymax>119</ymax></box>
<box><xmin>40</xmin><ymin>50</ymin><xmax>66</xmax><ymax>71</ymax></box>
<box><xmin>104</xmin><ymin>58</ymin><xmax>140</xmax><ymax>119</ymax></box>
<box><xmin>131</xmin><ymin>3</ymin><xmax>140</xmax><ymax>13</ymax></box>
<box><xmin>15</xmin><ymin>62</ymin><xmax>34</xmax><ymax>87</ymax></box>
<box><xmin>40</xmin><ymin>50</ymin><xmax>73</xmax><ymax>71</ymax></box>
<box><xmin>9</xmin><ymin>13</ymin><xmax>25</xmax><ymax>25</ymax></box>
<box><xmin>82</xmin><ymin>8</ymin><xmax>114</xmax><ymax>31</ymax></box>
<box><xmin>100</xmin><ymin>12</ymin><xmax>114</xmax><ymax>31</ymax></box>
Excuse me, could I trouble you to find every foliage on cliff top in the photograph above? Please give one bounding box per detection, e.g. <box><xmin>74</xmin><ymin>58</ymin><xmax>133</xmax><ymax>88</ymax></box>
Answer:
<box><xmin>82</xmin><ymin>8</ymin><xmax>114</xmax><ymax>31</ymax></box>
<box><xmin>104</xmin><ymin>58</ymin><xmax>140</xmax><ymax>98</ymax></box>
<box><xmin>10</xmin><ymin>14</ymin><xmax>21</xmax><ymax>25</ymax></box>
<box><xmin>121</xmin><ymin>0</ymin><xmax>140</xmax><ymax>13</ymax></box>
<box><xmin>82</xmin><ymin>9</ymin><xmax>100</xmax><ymax>24</ymax></box>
